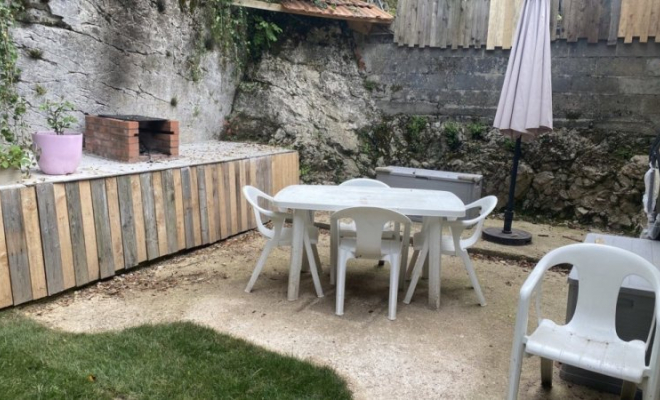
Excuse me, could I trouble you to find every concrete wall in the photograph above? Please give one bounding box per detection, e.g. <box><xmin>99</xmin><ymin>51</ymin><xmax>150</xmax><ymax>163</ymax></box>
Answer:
<box><xmin>357</xmin><ymin>34</ymin><xmax>660</xmax><ymax>132</ymax></box>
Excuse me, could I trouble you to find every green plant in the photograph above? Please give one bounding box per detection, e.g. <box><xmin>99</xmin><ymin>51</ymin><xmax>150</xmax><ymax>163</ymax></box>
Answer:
<box><xmin>363</xmin><ymin>80</ymin><xmax>378</xmax><ymax>92</ymax></box>
<box><xmin>503</xmin><ymin>138</ymin><xmax>516</xmax><ymax>152</ymax></box>
<box><xmin>444</xmin><ymin>121</ymin><xmax>462</xmax><ymax>151</ymax></box>
<box><xmin>406</xmin><ymin>115</ymin><xmax>427</xmax><ymax>137</ymax></box>
<box><xmin>27</xmin><ymin>47</ymin><xmax>42</xmax><ymax>59</ymax></box>
<box><xmin>467</xmin><ymin>121</ymin><xmax>486</xmax><ymax>140</ymax></box>
<box><xmin>251</xmin><ymin>15</ymin><xmax>282</xmax><ymax>55</ymax></box>
<box><xmin>34</xmin><ymin>84</ymin><xmax>46</xmax><ymax>96</ymax></box>
<box><xmin>0</xmin><ymin>2</ymin><xmax>27</xmax><ymax>145</ymax></box>
<box><xmin>170</xmin><ymin>97</ymin><xmax>178</xmax><ymax>107</ymax></box>
<box><xmin>39</xmin><ymin>99</ymin><xmax>77</xmax><ymax>135</ymax></box>
<box><xmin>0</xmin><ymin>143</ymin><xmax>29</xmax><ymax>169</ymax></box>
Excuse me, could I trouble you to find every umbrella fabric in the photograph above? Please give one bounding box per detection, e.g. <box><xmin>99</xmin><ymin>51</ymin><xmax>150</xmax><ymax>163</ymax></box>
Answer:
<box><xmin>493</xmin><ymin>0</ymin><xmax>553</xmax><ymax>142</ymax></box>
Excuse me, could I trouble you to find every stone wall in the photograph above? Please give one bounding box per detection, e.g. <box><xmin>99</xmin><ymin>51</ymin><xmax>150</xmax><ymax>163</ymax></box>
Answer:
<box><xmin>13</xmin><ymin>0</ymin><xmax>238</xmax><ymax>143</ymax></box>
<box><xmin>227</xmin><ymin>21</ymin><xmax>660</xmax><ymax>232</ymax></box>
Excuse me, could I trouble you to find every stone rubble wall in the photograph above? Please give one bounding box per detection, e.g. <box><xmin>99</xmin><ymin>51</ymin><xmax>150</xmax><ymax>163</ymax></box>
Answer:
<box><xmin>228</xmin><ymin>22</ymin><xmax>660</xmax><ymax>232</ymax></box>
<box><xmin>14</xmin><ymin>0</ymin><xmax>237</xmax><ymax>143</ymax></box>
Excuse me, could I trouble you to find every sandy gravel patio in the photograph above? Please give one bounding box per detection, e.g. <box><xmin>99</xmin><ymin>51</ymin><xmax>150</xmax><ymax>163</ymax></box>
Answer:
<box><xmin>17</xmin><ymin>220</ymin><xmax>618</xmax><ymax>400</ymax></box>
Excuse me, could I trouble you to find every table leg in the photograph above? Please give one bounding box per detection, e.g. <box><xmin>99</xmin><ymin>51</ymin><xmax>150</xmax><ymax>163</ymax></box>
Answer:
<box><xmin>287</xmin><ymin>209</ymin><xmax>306</xmax><ymax>301</ymax></box>
<box><xmin>427</xmin><ymin>217</ymin><xmax>443</xmax><ymax>309</ymax></box>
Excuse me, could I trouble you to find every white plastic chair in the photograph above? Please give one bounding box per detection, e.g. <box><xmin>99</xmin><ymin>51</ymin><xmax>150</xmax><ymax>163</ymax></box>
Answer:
<box><xmin>404</xmin><ymin>195</ymin><xmax>497</xmax><ymax>306</ymax></box>
<box><xmin>332</xmin><ymin>206</ymin><xmax>411</xmax><ymax>321</ymax></box>
<box><xmin>507</xmin><ymin>243</ymin><xmax>660</xmax><ymax>400</ymax></box>
<box><xmin>242</xmin><ymin>186</ymin><xmax>323</xmax><ymax>297</ymax></box>
<box><xmin>330</xmin><ymin>178</ymin><xmax>394</xmax><ymax>283</ymax></box>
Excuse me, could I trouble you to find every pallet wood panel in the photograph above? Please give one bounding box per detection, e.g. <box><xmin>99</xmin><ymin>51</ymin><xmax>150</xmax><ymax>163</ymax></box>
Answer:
<box><xmin>35</xmin><ymin>183</ymin><xmax>63</xmax><ymax>295</ymax></box>
<box><xmin>117</xmin><ymin>176</ymin><xmax>138</xmax><ymax>269</ymax></box>
<box><xmin>91</xmin><ymin>179</ymin><xmax>115</xmax><ymax>279</ymax></box>
<box><xmin>21</xmin><ymin>187</ymin><xmax>48</xmax><ymax>300</ymax></box>
<box><xmin>181</xmin><ymin>167</ymin><xmax>195</xmax><ymax>249</ymax></box>
<box><xmin>79</xmin><ymin>181</ymin><xmax>99</xmax><ymax>281</ymax></box>
<box><xmin>197</xmin><ymin>166</ymin><xmax>210</xmax><ymax>245</ymax></box>
<box><xmin>172</xmin><ymin>169</ymin><xmax>186</xmax><ymax>250</ymax></box>
<box><xmin>140</xmin><ymin>173</ymin><xmax>159</xmax><ymax>260</ymax></box>
<box><xmin>161</xmin><ymin>169</ymin><xmax>179</xmax><ymax>254</ymax></box>
<box><xmin>65</xmin><ymin>182</ymin><xmax>90</xmax><ymax>286</ymax></box>
<box><xmin>151</xmin><ymin>172</ymin><xmax>169</xmax><ymax>256</ymax></box>
<box><xmin>190</xmin><ymin>167</ymin><xmax>202</xmax><ymax>246</ymax></box>
<box><xmin>618</xmin><ymin>0</ymin><xmax>660</xmax><ymax>42</ymax></box>
<box><xmin>105</xmin><ymin>178</ymin><xmax>125</xmax><ymax>272</ymax></box>
<box><xmin>0</xmin><ymin>153</ymin><xmax>298</xmax><ymax>310</ymax></box>
<box><xmin>130</xmin><ymin>175</ymin><xmax>148</xmax><ymax>263</ymax></box>
<box><xmin>0</xmin><ymin>196</ymin><xmax>12</xmax><ymax>308</ymax></box>
<box><xmin>54</xmin><ymin>185</ymin><xmax>75</xmax><ymax>289</ymax></box>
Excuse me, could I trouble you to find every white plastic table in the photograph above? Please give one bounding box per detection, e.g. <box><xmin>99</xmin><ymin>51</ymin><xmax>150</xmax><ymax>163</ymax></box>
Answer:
<box><xmin>274</xmin><ymin>185</ymin><xmax>466</xmax><ymax>309</ymax></box>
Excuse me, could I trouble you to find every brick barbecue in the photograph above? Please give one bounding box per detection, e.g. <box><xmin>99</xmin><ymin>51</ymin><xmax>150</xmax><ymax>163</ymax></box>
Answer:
<box><xmin>85</xmin><ymin>115</ymin><xmax>179</xmax><ymax>163</ymax></box>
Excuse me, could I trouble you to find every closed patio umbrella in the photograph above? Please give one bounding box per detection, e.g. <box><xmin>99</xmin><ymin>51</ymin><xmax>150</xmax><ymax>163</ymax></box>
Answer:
<box><xmin>482</xmin><ymin>0</ymin><xmax>553</xmax><ymax>246</ymax></box>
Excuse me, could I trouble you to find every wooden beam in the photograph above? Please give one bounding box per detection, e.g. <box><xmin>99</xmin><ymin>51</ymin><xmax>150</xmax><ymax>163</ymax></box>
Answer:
<box><xmin>232</xmin><ymin>0</ymin><xmax>393</xmax><ymax>24</ymax></box>
<box><xmin>232</xmin><ymin>0</ymin><xmax>284</xmax><ymax>12</ymax></box>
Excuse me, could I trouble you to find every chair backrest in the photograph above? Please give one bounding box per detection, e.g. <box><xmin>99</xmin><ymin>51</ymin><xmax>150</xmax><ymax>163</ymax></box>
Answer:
<box><xmin>535</xmin><ymin>243</ymin><xmax>660</xmax><ymax>345</ymax></box>
<box><xmin>339</xmin><ymin>178</ymin><xmax>390</xmax><ymax>188</ymax></box>
<box><xmin>452</xmin><ymin>195</ymin><xmax>498</xmax><ymax>248</ymax></box>
<box><xmin>331</xmin><ymin>206</ymin><xmax>410</xmax><ymax>259</ymax></box>
<box><xmin>242</xmin><ymin>185</ymin><xmax>287</xmax><ymax>239</ymax></box>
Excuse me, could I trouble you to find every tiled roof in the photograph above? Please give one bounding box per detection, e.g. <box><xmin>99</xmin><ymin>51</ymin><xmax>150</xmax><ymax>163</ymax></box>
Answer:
<box><xmin>280</xmin><ymin>0</ymin><xmax>394</xmax><ymax>23</ymax></box>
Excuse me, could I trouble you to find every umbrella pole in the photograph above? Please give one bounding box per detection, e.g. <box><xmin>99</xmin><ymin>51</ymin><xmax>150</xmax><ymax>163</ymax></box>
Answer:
<box><xmin>482</xmin><ymin>136</ymin><xmax>532</xmax><ymax>246</ymax></box>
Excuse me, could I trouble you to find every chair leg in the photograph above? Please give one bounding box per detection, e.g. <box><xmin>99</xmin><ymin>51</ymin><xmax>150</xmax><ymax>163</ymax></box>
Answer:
<box><xmin>404</xmin><ymin>242</ymin><xmax>428</xmax><ymax>304</ymax></box>
<box><xmin>506</xmin><ymin>343</ymin><xmax>526</xmax><ymax>400</ymax></box>
<box><xmin>459</xmin><ymin>250</ymin><xmax>487</xmax><ymax>306</ymax></box>
<box><xmin>330</xmin><ymin>226</ymin><xmax>338</xmax><ymax>286</ymax></box>
<box><xmin>336</xmin><ymin>254</ymin><xmax>347</xmax><ymax>316</ymax></box>
<box><xmin>621</xmin><ymin>381</ymin><xmax>637</xmax><ymax>400</ymax></box>
<box><xmin>388</xmin><ymin>256</ymin><xmax>400</xmax><ymax>320</ymax></box>
<box><xmin>304</xmin><ymin>235</ymin><xmax>323</xmax><ymax>298</ymax></box>
<box><xmin>406</xmin><ymin>250</ymin><xmax>419</xmax><ymax>280</ymax></box>
<box><xmin>301</xmin><ymin>246</ymin><xmax>310</xmax><ymax>272</ymax></box>
<box><xmin>311</xmin><ymin>244</ymin><xmax>322</xmax><ymax>273</ymax></box>
<box><xmin>399</xmin><ymin>237</ymin><xmax>409</xmax><ymax>290</ymax></box>
<box><xmin>245</xmin><ymin>240</ymin><xmax>276</xmax><ymax>293</ymax></box>
<box><xmin>540</xmin><ymin>358</ymin><xmax>553</xmax><ymax>389</ymax></box>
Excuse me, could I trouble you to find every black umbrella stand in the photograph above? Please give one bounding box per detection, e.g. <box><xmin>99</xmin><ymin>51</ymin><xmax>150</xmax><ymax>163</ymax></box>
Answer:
<box><xmin>482</xmin><ymin>137</ymin><xmax>533</xmax><ymax>245</ymax></box>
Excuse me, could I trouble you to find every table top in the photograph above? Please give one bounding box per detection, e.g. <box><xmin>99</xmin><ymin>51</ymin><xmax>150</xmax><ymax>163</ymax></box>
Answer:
<box><xmin>569</xmin><ymin>233</ymin><xmax>660</xmax><ymax>292</ymax></box>
<box><xmin>274</xmin><ymin>185</ymin><xmax>466</xmax><ymax>218</ymax></box>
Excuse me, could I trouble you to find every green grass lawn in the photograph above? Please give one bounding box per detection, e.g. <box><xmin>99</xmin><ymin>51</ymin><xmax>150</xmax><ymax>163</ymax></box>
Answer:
<box><xmin>0</xmin><ymin>312</ymin><xmax>351</xmax><ymax>399</ymax></box>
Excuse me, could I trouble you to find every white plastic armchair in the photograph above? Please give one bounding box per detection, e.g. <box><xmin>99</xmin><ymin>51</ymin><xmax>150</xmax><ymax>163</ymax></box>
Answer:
<box><xmin>242</xmin><ymin>186</ymin><xmax>323</xmax><ymax>297</ymax></box>
<box><xmin>330</xmin><ymin>178</ymin><xmax>393</xmax><ymax>283</ymax></box>
<box><xmin>404</xmin><ymin>195</ymin><xmax>497</xmax><ymax>306</ymax></box>
<box><xmin>332</xmin><ymin>206</ymin><xmax>411</xmax><ymax>321</ymax></box>
<box><xmin>507</xmin><ymin>243</ymin><xmax>660</xmax><ymax>400</ymax></box>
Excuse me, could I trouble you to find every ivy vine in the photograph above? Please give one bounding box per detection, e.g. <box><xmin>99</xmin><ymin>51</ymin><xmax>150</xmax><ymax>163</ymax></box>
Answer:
<box><xmin>0</xmin><ymin>1</ymin><xmax>31</xmax><ymax>171</ymax></box>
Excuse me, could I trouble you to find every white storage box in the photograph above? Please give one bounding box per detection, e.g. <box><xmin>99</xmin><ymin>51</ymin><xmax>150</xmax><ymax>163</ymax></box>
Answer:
<box><xmin>375</xmin><ymin>166</ymin><xmax>482</xmax><ymax>219</ymax></box>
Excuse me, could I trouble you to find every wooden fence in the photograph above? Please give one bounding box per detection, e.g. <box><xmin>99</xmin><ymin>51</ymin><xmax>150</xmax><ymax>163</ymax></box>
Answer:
<box><xmin>0</xmin><ymin>151</ymin><xmax>299</xmax><ymax>309</ymax></box>
<box><xmin>395</xmin><ymin>0</ymin><xmax>660</xmax><ymax>49</ymax></box>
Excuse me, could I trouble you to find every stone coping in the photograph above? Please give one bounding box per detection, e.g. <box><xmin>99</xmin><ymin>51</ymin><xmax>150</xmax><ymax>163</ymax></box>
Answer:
<box><xmin>3</xmin><ymin>141</ymin><xmax>293</xmax><ymax>189</ymax></box>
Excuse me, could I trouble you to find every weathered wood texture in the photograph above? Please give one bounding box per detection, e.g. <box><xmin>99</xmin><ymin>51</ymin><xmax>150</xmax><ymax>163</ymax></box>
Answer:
<box><xmin>396</xmin><ymin>0</ymin><xmax>657</xmax><ymax>49</ymax></box>
<box><xmin>0</xmin><ymin>152</ymin><xmax>298</xmax><ymax>310</ymax></box>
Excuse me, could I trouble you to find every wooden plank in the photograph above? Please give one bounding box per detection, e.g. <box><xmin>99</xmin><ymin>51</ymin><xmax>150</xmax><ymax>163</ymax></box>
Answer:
<box><xmin>117</xmin><ymin>175</ymin><xmax>138</xmax><ymax>269</ymax></box>
<box><xmin>227</xmin><ymin>162</ymin><xmax>238</xmax><ymax>236</ymax></box>
<box><xmin>486</xmin><ymin>0</ymin><xmax>503</xmax><ymax>48</ymax></box>
<box><xmin>647</xmin><ymin>0</ymin><xmax>660</xmax><ymax>39</ymax></box>
<box><xmin>190</xmin><ymin>167</ymin><xmax>202</xmax><ymax>246</ymax></box>
<box><xmin>151</xmin><ymin>171</ymin><xmax>169</xmax><ymax>256</ymax></box>
<box><xmin>130</xmin><ymin>175</ymin><xmax>148</xmax><ymax>263</ymax></box>
<box><xmin>501</xmin><ymin>0</ymin><xmax>515</xmax><ymax>49</ymax></box>
<box><xmin>462</xmin><ymin>0</ymin><xmax>473</xmax><ymax>48</ymax></box>
<box><xmin>248</xmin><ymin>159</ymin><xmax>258</xmax><ymax>229</ymax></box>
<box><xmin>35</xmin><ymin>183</ymin><xmax>63</xmax><ymax>295</ymax></box>
<box><xmin>1</xmin><ymin>189</ymin><xmax>32</xmax><ymax>304</ymax></box>
<box><xmin>586</xmin><ymin>0</ymin><xmax>603</xmax><ymax>42</ymax></box>
<box><xmin>79</xmin><ymin>181</ymin><xmax>99</xmax><ymax>281</ymax></box>
<box><xmin>91</xmin><ymin>179</ymin><xmax>115</xmax><ymax>279</ymax></box>
<box><xmin>172</xmin><ymin>169</ymin><xmax>186</xmax><ymax>250</ymax></box>
<box><xmin>638</xmin><ymin>0</ymin><xmax>652</xmax><ymax>42</ymax></box>
<box><xmin>140</xmin><ymin>173</ymin><xmax>159</xmax><ymax>260</ymax></box>
<box><xmin>217</xmin><ymin>163</ymin><xmax>229</xmax><ymax>239</ymax></box>
<box><xmin>550</xmin><ymin>0</ymin><xmax>560</xmax><ymax>40</ymax></box>
<box><xmin>609</xmin><ymin>0</ymin><xmax>623</xmax><ymax>43</ymax></box>
<box><xmin>53</xmin><ymin>185</ymin><xmax>75</xmax><ymax>290</ymax></box>
<box><xmin>418</xmin><ymin>0</ymin><xmax>430</xmax><ymax>47</ymax></box>
<box><xmin>181</xmin><ymin>167</ymin><xmax>195</xmax><ymax>248</ymax></box>
<box><xmin>237</xmin><ymin>160</ymin><xmax>247</xmax><ymax>232</ymax></box>
<box><xmin>597</xmin><ymin>0</ymin><xmax>612</xmax><ymax>41</ymax></box>
<box><xmin>161</xmin><ymin>169</ymin><xmax>179</xmax><ymax>253</ymax></box>
<box><xmin>20</xmin><ymin>187</ymin><xmax>47</xmax><ymax>300</ymax></box>
<box><xmin>0</xmin><ymin>195</ymin><xmax>12</xmax><ymax>308</ymax></box>
<box><xmin>65</xmin><ymin>182</ymin><xmax>90</xmax><ymax>286</ymax></box>
<box><xmin>619</xmin><ymin>0</ymin><xmax>635</xmax><ymax>42</ymax></box>
<box><xmin>437</xmin><ymin>0</ymin><xmax>450</xmax><ymax>48</ymax></box>
<box><xmin>211</xmin><ymin>163</ymin><xmax>221</xmax><ymax>242</ymax></box>
<box><xmin>105</xmin><ymin>178</ymin><xmax>124</xmax><ymax>272</ymax></box>
<box><xmin>408</xmin><ymin>0</ymin><xmax>420</xmax><ymax>46</ymax></box>
<box><xmin>197</xmin><ymin>165</ymin><xmax>210</xmax><ymax>245</ymax></box>
<box><xmin>204</xmin><ymin>164</ymin><xmax>217</xmax><ymax>242</ymax></box>
<box><xmin>448</xmin><ymin>0</ymin><xmax>460</xmax><ymax>49</ymax></box>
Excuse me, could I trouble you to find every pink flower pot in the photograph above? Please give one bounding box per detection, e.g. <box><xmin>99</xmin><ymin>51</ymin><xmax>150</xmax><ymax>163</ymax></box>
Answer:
<box><xmin>32</xmin><ymin>131</ymin><xmax>83</xmax><ymax>175</ymax></box>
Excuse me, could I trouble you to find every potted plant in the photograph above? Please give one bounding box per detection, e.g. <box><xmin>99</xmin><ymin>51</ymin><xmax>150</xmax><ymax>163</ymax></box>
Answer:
<box><xmin>33</xmin><ymin>98</ymin><xmax>82</xmax><ymax>175</ymax></box>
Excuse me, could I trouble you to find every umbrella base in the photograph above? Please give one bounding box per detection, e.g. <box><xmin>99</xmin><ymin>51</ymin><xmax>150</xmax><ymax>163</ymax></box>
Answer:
<box><xmin>482</xmin><ymin>227</ymin><xmax>532</xmax><ymax>246</ymax></box>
